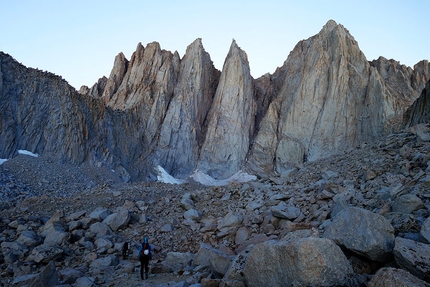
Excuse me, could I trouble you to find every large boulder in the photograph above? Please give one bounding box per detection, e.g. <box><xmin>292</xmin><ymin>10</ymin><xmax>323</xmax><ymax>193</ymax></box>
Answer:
<box><xmin>368</xmin><ymin>267</ymin><xmax>430</xmax><ymax>287</ymax></box>
<box><xmin>28</xmin><ymin>260</ymin><xmax>59</xmax><ymax>287</ymax></box>
<box><xmin>58</xmin><ymin>268</ymin><xmax>85</xmax><ymax>285</ymax></box>
<box><xmin>16</xmin><ymin>231</ymin><xmax>42</xmax><ymax>248</ymax></box>
<box><xmin>217</xmin><ymin>212</ymin><xmax>243</xmax><ymax>233</ymax></box>
<box><xmin>102</xmin><ymin>207</ymin><xmax>130</xmax><ymax>231</ymax></box>
<box><xmin>234</xmin><ymin>227</ymin><xmax>250</xmax><ymax>245</ymax></box>
<box><xmin>184</xmin><ymin>209</ymin><xmax>201</xmax><ymax>221</ymax></box>
<box><xmin>38</xmin><ymin>210</ymin><xmax>66</xmax><ymax>238</ymax></box>
<box><xmin>89</xmin><ymin>255</ymin><xmax>119</xmax><ymax>271</ymax></box>
<box><xmin>11</xmin><ymin>274</ymin><xmax>39</xmax><ymax>286</ymax></box>
<box><xmin>235</xmin><ymin>234</ymin><xmax>270</xmax><ymax>254</ymax></box>
<box><xmin>323</xmin><ymin>207</ymin><xmax>394</xmax><ymax>261</ymax></box>
<box><xmin>89</xmin><ymin>222</ymin><xmax>112</xmax><ymax>237</ymax></box>
<box><xmin>194</xmin><ymin>244</ymin><xmax>234</xmax><ymax>277</ymax></box>
<box><xmin>74</xmin><ymin>276</ymin><xmax>98</xmax><ymax>287</ymax></box>
<box><xmin>89</xmin><ymin>208</ymin><xmax>112</xmax><ymax>222</ymax></box>
<box><xmin>270</xmin><ymin>202</ymin><xmax>302</xmax><ymax>220</ymax></box>
<box><xmin>94</xmin><ymin>238</ymin><xmax>113</xmax><ymax>250</ymax></box>
<box><xmin>165</xmin><ymin>251</ymin><xmax>194</xmax><ymax>271</ymax></box>
<box><xmin>180</xmin><ymin>193</ymin><xmax>195</xmax><ymax>210</ymax></box>
<box><xmin>393</xmin><ymin>237</ymin><xmax>430</xmax><ymax>281</ymax></box>
<box><xmin>1</xmin><ymin>241</ymin><xmax>27</xmax><ymax>262</ymax></box>
<box><xmin>421</xmin><ymin>217</ymin><xmax>430</xmax><ymax>243</ymax></box>
<box><xmin>26</xmin><ymin>244</ymin><xmax>63</xmax><ymax>264</ymax></box>
<box><xmin>223</xmin><ymin>246</ymin><xmax>253</xmax><ymax>282</ymax></box>
<box><xmin>66</xmin><ymin>210</ymin><xmax>87</xmax><ymax>221</ymax></box>
<box><xmin>43</xmin><ymin>229</ymin><xmax>70</xmax><ymax>247</ymax></box>
<box><xmin>385</xmin><ymin>212</ymin><xmax>421</xmax><ymax>235</ymax></box>
<box><xmin>200</xmin><ymin>216</ymin><xmax>218</xmax><ymax>232</ymax></box>
<box><xmin>243</xmin><ymin>237</ymin><xmax>353</xmax><ymax>287</ymax></box>
<box><xmin>392</xmin><ymin>194</ymin><xmax>425</xmax><ymax>214</ymax></box>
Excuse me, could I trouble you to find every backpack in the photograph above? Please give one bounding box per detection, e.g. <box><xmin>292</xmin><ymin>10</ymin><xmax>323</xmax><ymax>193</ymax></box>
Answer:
<box><xmin>140</xmin><ymin>243</ymin><xmax>150</xmax><ymax>258</ymax></box>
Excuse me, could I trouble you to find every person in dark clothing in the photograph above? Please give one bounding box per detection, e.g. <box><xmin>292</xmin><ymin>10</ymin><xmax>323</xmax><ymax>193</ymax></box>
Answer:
<box><xmin>138</xmin><ymin>237</ymin><xmax>152</xmax><ymax>280</ymax></box>
<box><xmin>122</xmin><ymin>241</ymin><xmax>129</xmax><ymax>260</ymax></box>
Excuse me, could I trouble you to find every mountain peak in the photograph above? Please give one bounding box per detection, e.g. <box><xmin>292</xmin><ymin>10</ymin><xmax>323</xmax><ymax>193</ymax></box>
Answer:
<box><xmin>324</xmin><ymin>19</ymin><xmax>338</xmax><ymax>28</ymax></box>
<box><xmin>319</xmin><ymin>19</ymin><xmax>353</xmax><ymax>38</ymax></box>
<box><xmin>197</xmin><ymin>37</ymin><xmax>254</xmax><ymax>179</ymax></box>
<box><xmin>186</xmin><ymin>38</ymin><xmax>204</xmax><ymax>54</ymax></box>
<box><xmin>1</xmin><ymin>21</ymin><xmax>429</xmax><ymax>182</ymax></box>
<box><xmin>320</xmin><ymin>19</ymin><xmax>338</xmax><ymax>34</ymax></box>
<box><xmin>225</xmin><ymin>39</ymin><xmax>249</xmax><ymax>65</ymax></box>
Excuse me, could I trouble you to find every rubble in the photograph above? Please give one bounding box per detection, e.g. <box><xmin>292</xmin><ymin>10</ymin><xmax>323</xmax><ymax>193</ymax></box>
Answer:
<box><xmin>0</xmin><ymin>125</ymin><xmax>430</xmax><ymax>286</ymax></box>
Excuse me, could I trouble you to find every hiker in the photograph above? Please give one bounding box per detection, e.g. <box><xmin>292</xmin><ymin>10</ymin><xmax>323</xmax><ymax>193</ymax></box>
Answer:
<box><xmin>122</xmin><ymin>241</ymin><xmax>129</xmax><ymax>260</ymax></box>
<box><xmin>138</xmin><ymin>237</ymin><xmax>152</xmax><ymax>280</ymax></box>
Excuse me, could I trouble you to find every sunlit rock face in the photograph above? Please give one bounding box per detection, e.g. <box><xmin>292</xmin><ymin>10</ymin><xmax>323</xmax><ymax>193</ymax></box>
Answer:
<box><xmin>246</xmin><ymin>20</ymin><xmax>428</xmax><ymax>176</ymax></box>
<box><xmin>156</xmin><ymin>39</ymin><xmax>220</xmax><ymax>178</ymax></box>
<box><xmin>197</xmin><ymin>40</ymin><xmax>256</xmax><ymax>179</ymax></box>
<box><xmin>1</xmin><ymin>20</ymin><xmax>429</xmax><ymax>181</ymax></box>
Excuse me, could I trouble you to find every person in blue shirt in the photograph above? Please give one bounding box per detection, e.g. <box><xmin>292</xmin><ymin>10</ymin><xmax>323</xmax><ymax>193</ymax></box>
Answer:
<box><xmin>138</xmin><ymin>237</ymin><xmax>152</xmax><ymax>280</ymax></box>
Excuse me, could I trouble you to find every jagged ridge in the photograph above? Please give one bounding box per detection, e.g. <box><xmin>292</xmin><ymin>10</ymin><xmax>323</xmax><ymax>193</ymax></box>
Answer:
<box><xmin>1</xmin><ymin>20</ymin><xmax>429</xmax><ymax>181</ymax></box>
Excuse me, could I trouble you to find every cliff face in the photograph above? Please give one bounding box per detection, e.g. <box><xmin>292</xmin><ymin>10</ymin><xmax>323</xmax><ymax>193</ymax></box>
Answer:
<box><xmin>248</xmin><ymin>21</ymin><xmax>371</xmax><ymax>175</ymax></box>
<box><xmin>403</xmin><ymin>80</ymin><xmax>430</xmax><ymax>128</ymax></box>
<box><xmin>1</xmin><ymin>20</ymin><xmax>429</xmax><ymax>181</ymax></box>
<box><xmin>246</xmin><ymin>21</ymin><xmax>430</xmax><ymax>176</ymax></box>
<box><xmin>367</xmin><ymin>57</ymin><xmax>430</xmax><ymax>134</ymax></box>
<box><xmin>156</xmin><ymin>39</ymin><xmax>220</xmax><ymax>178</ymax></box>
<box><xmin>197</xmin><ymin>40</ymin><xmax>255</xmax><ymax>179</ymax></box>
<box><xmin>0</xmin><ymin>54</ymin><xmax>91</xmax><ymax>163</ymax></box>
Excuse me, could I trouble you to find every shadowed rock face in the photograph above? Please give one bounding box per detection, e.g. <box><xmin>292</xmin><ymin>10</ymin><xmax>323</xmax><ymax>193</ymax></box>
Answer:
<box><xmin>1</xmin><ymin>20</ymin><xmax>429</xmax><ymax>181</ymax></box>
<box><xmin>403</xmin><ymin>80</ymin><xmax>430</xmax><ymax>128</ymax></box>
<box><xmin>0</xmin><ymin>55</ymin><xmax>93</xmax><ymax>164</ymax></box>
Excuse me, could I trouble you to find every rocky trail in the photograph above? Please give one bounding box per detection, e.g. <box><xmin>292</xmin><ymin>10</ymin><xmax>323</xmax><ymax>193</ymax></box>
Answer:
<box><xmin>1</xmin><ymin>124</ymin><xmax>430</xmax><ymax>286</ymax></box>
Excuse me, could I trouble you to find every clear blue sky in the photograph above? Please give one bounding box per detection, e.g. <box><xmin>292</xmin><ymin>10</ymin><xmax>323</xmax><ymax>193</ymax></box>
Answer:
<box><xmin>1</xmin><ymin>0</ymin><xmax>428</xmax><ymax>89</ymax></box>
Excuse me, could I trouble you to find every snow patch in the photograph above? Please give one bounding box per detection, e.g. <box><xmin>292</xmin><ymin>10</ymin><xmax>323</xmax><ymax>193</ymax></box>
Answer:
<box><xmin>156</xmin><ymin>166</ymin><xmax>186</xmax><ymax>185</ymax></box>
<box><xmin>0</xmin><ymin>159</ymin><xmax>8</xmax><ymax>165</ymax></box>
<box><xmin>191</xmin><ymin>170</ymin><xmax>256</xmax><ymax>186</ymax></box>
<box><xmin>18</xmin><ymin>150</ymin><xmax>39</xmax><ymax>157</ymax></box>
<box><xmin>156</xmin><ymin>165</ymin><xmax>256</xmax><ymax>186</ymax></box>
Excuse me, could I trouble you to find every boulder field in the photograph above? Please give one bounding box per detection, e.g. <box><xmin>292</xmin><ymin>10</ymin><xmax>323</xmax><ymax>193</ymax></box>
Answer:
<box><xmin>1</xmin><ymin>124</ymin><xmax>430</xmax><ymax>286</ymax></box>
